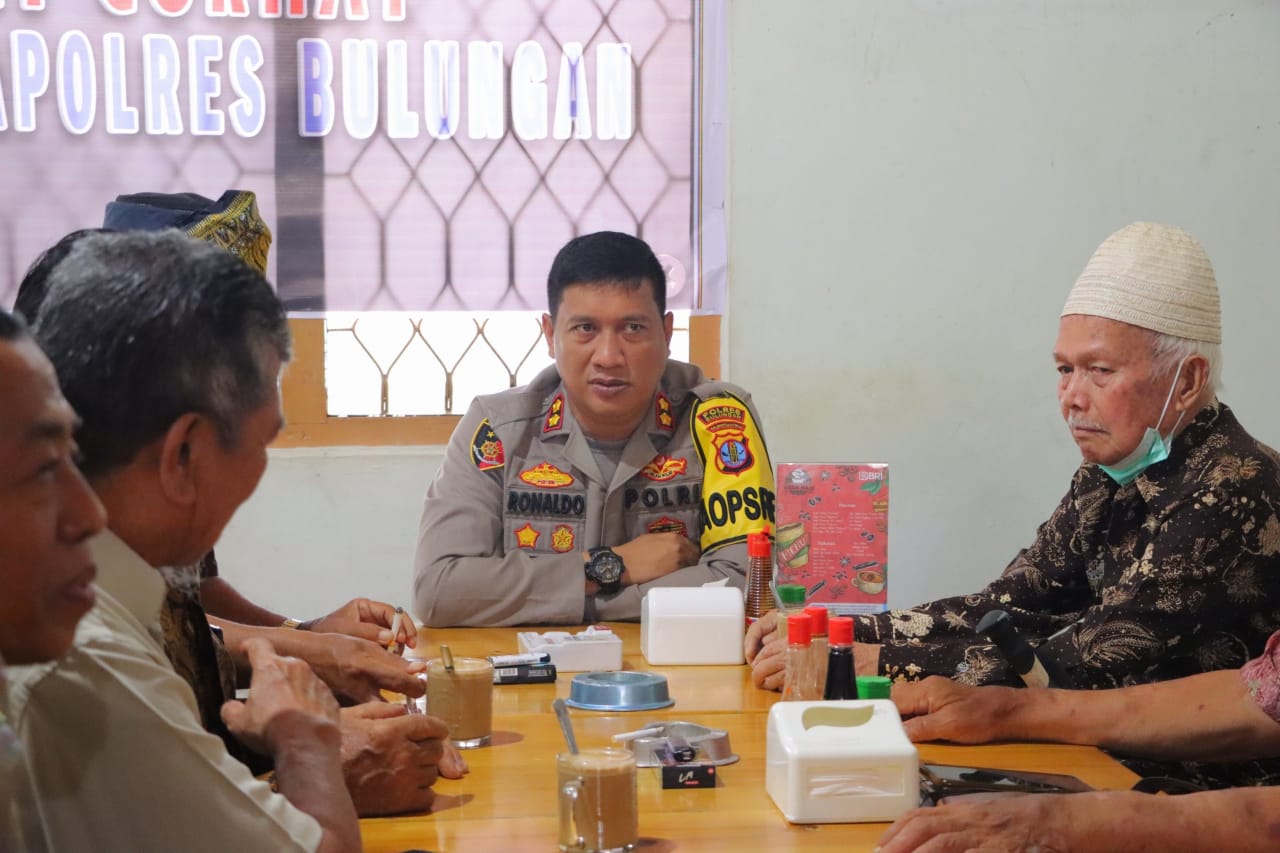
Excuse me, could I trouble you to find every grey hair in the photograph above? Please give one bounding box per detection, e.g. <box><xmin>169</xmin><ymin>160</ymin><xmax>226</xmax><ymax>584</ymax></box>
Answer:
<box><xmin>34</xmin><ymin>229</ymin><xmax>290</xmax><ymax>479</ymax></box>
<box><xmin>1149</xmin><ymin>330</ymin><xmax>1221</xmax><ymax>396</ymax></box>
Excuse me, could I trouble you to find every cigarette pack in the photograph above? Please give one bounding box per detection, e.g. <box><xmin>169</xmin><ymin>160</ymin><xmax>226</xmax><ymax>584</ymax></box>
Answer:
<box><xmin>659</xmin><ymin>762</ymin><xmax>718</xmax><ymax>789</ymax></box>
<box><xmin>775</xmin><ymin>463</ymin><xmax>889</xmax><ymax>615</ymax></box>
<box><xmin>492</xmin><ymin>661</ymin><xmax>557</xmax><ymax>685</ymax></box>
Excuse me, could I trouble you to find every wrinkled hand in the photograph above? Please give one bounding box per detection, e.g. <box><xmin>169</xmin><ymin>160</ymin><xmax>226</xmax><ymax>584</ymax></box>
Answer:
<box><xmin>280</xmin><ymin>630</ymin><xmax>428</xmax><ymax>704</ymax></box>
<box><xmin>744</xmin><ymin>611</ymin><xmax>786</xmax><ymax>691</ymax></box>
<box><xmin>892</xmin><ymin>676</ymin><xmax>1018</xmax><ymax>744</ymax></box>
<box><xmin>744</xmin><ymin>610</ymin><xmax>780</xmax><ymax>663</ymax></box>
<box><xmin>612</xmin><ymin>533</ymin><xmax>701</xmax><ymax>585</ymax></box>
<box><xmin>222</xmin><ymin>638</ymin><xmax>341</xmax><ymax>756</ymax></box>
<box><xmin>877</xmin><ymin>793</ymin><xmax>1078</xmax><ymax>853</ymax></box>
<box><xmin>340</xmin><ymin>702</ymin><xmax>453</xmax><ymax>816</ymax></box>
<box><xmin>303</xmin><ymin>598</ymin><xmax>418</xmax><ymax>650</ymax></box>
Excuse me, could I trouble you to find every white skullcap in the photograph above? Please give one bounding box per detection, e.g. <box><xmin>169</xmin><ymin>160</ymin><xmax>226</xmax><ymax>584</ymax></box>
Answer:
<box><xmin>1061</xmin><ymin>221</ymin><xmax>1221</xmax><ymax>344</ymax></box>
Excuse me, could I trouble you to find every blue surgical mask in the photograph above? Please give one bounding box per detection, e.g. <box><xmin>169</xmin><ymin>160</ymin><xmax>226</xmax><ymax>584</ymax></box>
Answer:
<box><xmin>1098</xmin><ymin>359</ymin><xmax>1187</xmax><ymax>486</ymax></box>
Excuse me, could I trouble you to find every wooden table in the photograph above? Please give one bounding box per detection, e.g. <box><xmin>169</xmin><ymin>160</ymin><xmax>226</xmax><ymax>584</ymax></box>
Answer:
<box><xmin>362</xmin><ymin>624</ymin><xmax>1139</xmax><ymax>852</ymax></box>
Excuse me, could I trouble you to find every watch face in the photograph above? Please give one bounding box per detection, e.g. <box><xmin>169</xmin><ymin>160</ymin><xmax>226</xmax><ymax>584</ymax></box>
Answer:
<box><xmin>589</xmin><ymin>549</ymin><xmax>624</xmax><ymax>585</ymax></box>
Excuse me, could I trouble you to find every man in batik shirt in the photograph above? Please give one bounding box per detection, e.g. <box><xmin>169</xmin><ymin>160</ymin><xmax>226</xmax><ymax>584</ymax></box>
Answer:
<box><xmin>749</xmin><ymin>222</ymin><xmax>1280</xmax><ymax>698</ymax></box>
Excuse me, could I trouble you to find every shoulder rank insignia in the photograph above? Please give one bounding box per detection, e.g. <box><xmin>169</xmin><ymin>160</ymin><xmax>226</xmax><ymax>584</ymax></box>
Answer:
<box><xmin>543</xmin><ymin>394</ymin><xmax>565</xmax><ymax>434</ymax></box>
<box><xmin>514</xmin><ymin>522</ymin><xmax>540</xmax><ymax>549</ymax></box>
<box><xmin>519</xmin><ymin>462</ymin><xmax>575</xmax><ymax>489</ymax></box>
<box><xmin>654</xmin><ymin>392</ymin><xmax>674</xmax><ymax>432</ymax></box>
<box><xmin>471</xmin><ymin>419</ymin><xmax>505</xmax><ymax>471</ymax></box>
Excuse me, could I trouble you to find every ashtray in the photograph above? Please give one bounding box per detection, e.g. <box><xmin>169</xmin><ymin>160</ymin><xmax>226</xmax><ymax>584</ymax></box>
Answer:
<box><xmin>565</xmin><ymin>671</ymin><xmax>674</xmax><ymax>711</ymax></box>
<box><xmin>618</xmin><ymin>721</ymin><xmax>739</xmax><ymax>767</ymax></box>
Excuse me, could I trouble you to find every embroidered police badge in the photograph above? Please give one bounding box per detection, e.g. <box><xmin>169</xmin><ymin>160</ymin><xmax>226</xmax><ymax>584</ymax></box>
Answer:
<box><xmin>471</xmin><ymin>419</ymin><xmax>505</xmax><ymax>471</ymax></box>
<box><xmin>519</xmin><ymin>462</ymin><xmax>575</xmax><ymax>488</ymax></box>
<box><xmin>551</xmin><ymin>524</ymin><xmax>576</xmax><ymax>552</ymax></box>
<box><xmin>514</xmin><ymin>522</ymin><xmax>540</xmax><ymax>549</ymax></box>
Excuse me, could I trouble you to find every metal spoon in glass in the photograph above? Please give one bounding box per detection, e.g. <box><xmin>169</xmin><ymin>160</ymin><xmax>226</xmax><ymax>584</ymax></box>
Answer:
<box><xmin>553</xmin><ymin>697</ymin><xmax>579</xmax><ymax>755</ymax></box>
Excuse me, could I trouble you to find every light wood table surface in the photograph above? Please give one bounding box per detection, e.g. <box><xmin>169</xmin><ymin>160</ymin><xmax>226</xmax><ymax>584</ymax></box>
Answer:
<box><xmin>363</xmin><ymin>623</ymin><xmax>1139</xmax><ymax>852</ymax></box>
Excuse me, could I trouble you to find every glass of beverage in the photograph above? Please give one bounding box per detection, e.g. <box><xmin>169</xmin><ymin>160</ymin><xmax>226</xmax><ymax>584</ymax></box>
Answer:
<box><xmin>557</xmin><ymin>747</ymin><xmax>638</xmax><ymax>852</ymax></box>
<box><xmin>424</xmin><ymin>657</ymin><xmax>493</xmax><ymax>748</ymax></box>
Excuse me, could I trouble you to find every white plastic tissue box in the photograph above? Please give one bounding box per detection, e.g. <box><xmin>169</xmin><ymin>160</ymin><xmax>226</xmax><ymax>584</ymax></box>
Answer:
<box><xmin>516</xmin><ymin>626</ymin><xmax>623</xmax><ymax>672</ymax></box>
<box><xmin>766</xmin><ymin>700</ymin><xmax>919</xmax><ymax>824</ymax></box>
<box><xmin>640</xmin><ymin>586</ymin><xmax>745</xmax><ymax>665</ymax></box>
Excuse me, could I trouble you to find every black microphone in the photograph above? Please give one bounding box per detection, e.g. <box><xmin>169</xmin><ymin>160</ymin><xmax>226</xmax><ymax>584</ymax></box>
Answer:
<box><xmin>975</xmin><ymin>609</ymin><xmax>1059</xmax><ymax>688</ymax></box>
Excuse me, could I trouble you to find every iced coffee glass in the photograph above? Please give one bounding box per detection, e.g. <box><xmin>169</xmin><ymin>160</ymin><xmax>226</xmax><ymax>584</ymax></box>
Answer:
<box><xmin>557</xmin><ymin>747</ymin><xmax>638</xmax><ymax>853</ymax></box>
<box><xmin>424</xmin><ymin>657</ymin><xmax>493</xmax><ymax>748</ymax></box>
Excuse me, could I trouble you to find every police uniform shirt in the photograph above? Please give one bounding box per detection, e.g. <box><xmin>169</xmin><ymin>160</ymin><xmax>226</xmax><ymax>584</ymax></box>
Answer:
<box><xmin>412</xmin><ymin>360</ymin><xmax>775</xmax><ymax>626</ymax></box>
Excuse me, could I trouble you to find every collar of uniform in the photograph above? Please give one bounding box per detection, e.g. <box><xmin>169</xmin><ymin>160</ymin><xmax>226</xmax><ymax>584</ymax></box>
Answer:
<box><xmin>647</xmin><ymin>360</ymin><xmax>705</xmax><ymax>439</ymax></box>
<box><xmin>89</xmin><ymin>529</ymin><xmax>169</xmax><ymax>632</ymax></box>
<box><xmin>534</xmin><ymin>359</ymin><xmax>708</xmax><ymax>446</ymax></box>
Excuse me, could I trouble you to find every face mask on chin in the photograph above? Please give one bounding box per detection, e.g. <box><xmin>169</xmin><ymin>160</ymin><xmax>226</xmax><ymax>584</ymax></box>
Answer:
<box><xmin>1098</xmin><ymin>358</ymin><xmax>1188</xmax><ymax>486</ymax></box>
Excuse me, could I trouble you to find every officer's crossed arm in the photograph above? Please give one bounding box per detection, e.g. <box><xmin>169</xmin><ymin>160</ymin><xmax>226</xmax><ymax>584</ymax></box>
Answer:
<box><xmin>610</xmin><ymin>532</ymin><xmax>701</xmax><ymax>586</ymax></box>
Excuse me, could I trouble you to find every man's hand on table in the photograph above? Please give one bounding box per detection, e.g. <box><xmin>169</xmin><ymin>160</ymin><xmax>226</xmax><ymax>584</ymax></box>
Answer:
<box><xmin>613</xmin><ymin>533</ymin><xmax>701</xmax><ymax>585</ymax></box>
<box><xmin>745</xmin><ymin>611</ymin><xmax>883</xmax><ymax>691</ymax></box>
<box><xmin>222</xmin><ymin>638</ymin><xmax>342</xmax><ymax>755</ymax></box>
<box><xmin>301</xmin><ymin>597</ymin><xmax>418</xmax><ymax>650</ymax></box>
<box><xmin>339</xmin><ymin>702</ymin><xmax>466</xmax><ymax>816</ymax></box>
<box><xmin>744</xmin><ymin>610</ymin><xmax>786</xmax><ymax>690</ymax></box>
<box><xmin>268</xmin><ymin>629</ymin><xmax>428</xmax><ymax>704</ymax></box>
<box><xmin>877</xmin><ymin>792</ymin><xmax>1088</xmax><ymax>853</ymax></box>
<box><xmin>892</xmin><ymin>676</ymin><xmax>1021</xmax><ymax>744</ymax></box>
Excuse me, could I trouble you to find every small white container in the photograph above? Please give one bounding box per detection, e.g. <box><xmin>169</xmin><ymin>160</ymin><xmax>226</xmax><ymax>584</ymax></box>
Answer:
<box><xmin>516</xmin><ymin>626</ymin><xmax>624</xmax><ymax>672</ymax></box>
<box><xmin>766</xmin><ymin>700</ymin><xmax>919</xmax><ymax>824</ymax></box>
<box><xmin>640</xmin><ymin>587</ymin><xmax>745</xmax><ymax>665</ymax></box>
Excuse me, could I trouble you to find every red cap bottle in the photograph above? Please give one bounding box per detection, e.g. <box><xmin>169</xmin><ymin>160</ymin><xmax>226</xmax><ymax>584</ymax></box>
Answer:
<box><xmin>787</xmin><ymin>613</ymin><xmax>813</xmax><ymax>645</ymax></box>
<box><xmin>803</xmin><ymin>605</ymin><xmax>829</xmax><ymax>637</ymax></box>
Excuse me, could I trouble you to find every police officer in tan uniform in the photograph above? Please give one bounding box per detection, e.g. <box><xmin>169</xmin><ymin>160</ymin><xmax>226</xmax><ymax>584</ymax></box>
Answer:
<box><xmin>413</xmin><ymin>232</ymin><xmax>775</xmax><ymax>626</ymax></box>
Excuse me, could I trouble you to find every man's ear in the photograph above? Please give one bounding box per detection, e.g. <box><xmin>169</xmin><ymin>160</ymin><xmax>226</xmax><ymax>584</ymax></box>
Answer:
<box><xmin>157</xmin><ymin>413</ymin><xmax>204</xmax><ymax>506</ymax></box>
<box><xmin>663</xmin><ymin>312</ymin><xmax>674</xmax><ymax>348</ymax></box>
<box><xmin>1174</xmin><ymin>354</ymin><xmax>1211</xmax><ymax>413</ymax></box>
<box><xmin>541</xmin><ymin>313</ymin><xmax>555</xmax><ymax>358</ymax></box>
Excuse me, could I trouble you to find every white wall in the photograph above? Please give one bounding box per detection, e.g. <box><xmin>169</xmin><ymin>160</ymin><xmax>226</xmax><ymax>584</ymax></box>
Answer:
<box><xmin>219</xmin><ymin>0</ymin><xmax>1280</xmax><ymax>619</ymax></box>
<box><xmin>216</xmin><ymin>448</ymin><xmax>442</xmax><ymax>618</ymax></box>
<box><xmin>726</xmin><ymin>0</ymin><xmax>1280</xmax><ymax>609</ymax></box>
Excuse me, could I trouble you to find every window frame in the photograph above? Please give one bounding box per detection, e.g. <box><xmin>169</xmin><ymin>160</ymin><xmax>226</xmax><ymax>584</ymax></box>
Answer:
<box><xmin>275</xmin><ymin>314</ymin><xmax>722</xmax><ymax>448</ymax></box>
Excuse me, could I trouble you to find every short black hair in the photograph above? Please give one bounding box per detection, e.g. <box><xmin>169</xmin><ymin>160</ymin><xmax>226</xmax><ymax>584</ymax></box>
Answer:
<box><xmin>0</xmin><ymin>307</ymin><xmax>28</xmax><ymax>341</ymax></box>
<box><xmin>34</xmin><ymin>230</ymin><xmax>291</xmax><ymax>479</ymax></box>
<box><xmin>14</xmin><ymin>229</ymin><xmax>110</xmax><ymax>324</ymax></box>
<box><xmin>546</xmin><ymin>231</ymin><xmax>667</xmax><ymax>318</ymax></box>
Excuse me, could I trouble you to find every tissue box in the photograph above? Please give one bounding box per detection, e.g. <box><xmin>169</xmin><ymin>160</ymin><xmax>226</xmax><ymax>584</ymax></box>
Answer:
<box><xmin>766</xmin><ymin>700</ymin><xmax>918</xmax><ymax>824</ymax></box>
<box><xmin>640</xmin><ymin>587</ymin><xmax>745</xmax><ymax>665</ymax></box>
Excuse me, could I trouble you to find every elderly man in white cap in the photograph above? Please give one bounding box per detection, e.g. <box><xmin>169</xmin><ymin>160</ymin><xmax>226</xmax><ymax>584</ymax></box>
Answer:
<box><xmin>748</xmin><ymin>222</ymin><xmax>1280</xmax><ymax>705</ymax></box>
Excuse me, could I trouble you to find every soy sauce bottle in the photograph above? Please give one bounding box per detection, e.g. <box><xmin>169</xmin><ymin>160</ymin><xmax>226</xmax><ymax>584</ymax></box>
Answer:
<box><xmin>822</xmin><ymin>616</ymin><xmax>857</xmax><ymax>700</ymax></box>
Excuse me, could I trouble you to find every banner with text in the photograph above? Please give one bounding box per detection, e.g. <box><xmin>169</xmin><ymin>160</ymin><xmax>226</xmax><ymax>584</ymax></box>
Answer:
<box><xmin>0</xmin><ymin>0</ymin><xmax>724</xmax><ymax>314</ymax></box>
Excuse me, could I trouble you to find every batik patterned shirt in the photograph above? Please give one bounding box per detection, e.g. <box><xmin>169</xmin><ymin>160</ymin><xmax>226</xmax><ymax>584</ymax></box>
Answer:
<box><xmin>855</xmin><ymin>401</ymin><xmax>1280</xmax><ymax>692</ymax></box>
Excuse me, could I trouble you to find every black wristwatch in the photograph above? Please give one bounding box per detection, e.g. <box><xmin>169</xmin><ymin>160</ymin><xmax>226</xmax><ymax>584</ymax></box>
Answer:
<box><xmin>584</xmin><ymin>547</ymin><xmax>625</xmax><ymax>595</ymax></box>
